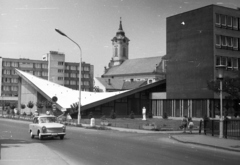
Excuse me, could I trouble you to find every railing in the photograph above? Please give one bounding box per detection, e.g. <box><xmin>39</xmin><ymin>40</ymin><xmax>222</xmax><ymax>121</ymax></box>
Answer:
<box><xmin>202</xmin><ymin>118</ymin><xmax>240</xmax><ymax>139</ymax></box>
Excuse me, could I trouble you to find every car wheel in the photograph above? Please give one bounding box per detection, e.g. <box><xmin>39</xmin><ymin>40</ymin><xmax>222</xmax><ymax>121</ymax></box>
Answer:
<box><xmin>30</xmin><ymin>131</ymin><xmax>35</xmax><ymax>139</ymax></box>
<box><xmin>59</xmin><ymin>135</ymin><xmax>64</xmax><ymax>140</ymax></box>
<box><xmin>38</xmin><ymin>131</ymin><xmax>43</xmax><ymax>140</ymax></box>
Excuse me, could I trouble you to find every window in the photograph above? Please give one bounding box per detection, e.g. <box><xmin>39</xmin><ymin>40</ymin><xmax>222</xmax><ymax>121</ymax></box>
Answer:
<box><xmin>58</xmin><ymin>77</ymin><xmax>63</xmax><ymax>80</ymax></box>
<box><xmin>42</xmin><ymin>64</ymin><xmax>48</xmax><ymax>69</ymax></box>
<box><xmin>115</xmin><ymin>47</ymin><xmax>118</xmax><ymax>57</ymax></box>
<box><xmin>70</xmin><ymin>81</ymin><xmax>76</xmax><ymax>85</ymax></box>
<box><xmin>84</xmin><ymin>66</ymin><xmax>89</xmax><ymax>71</ymax></box>
<box><xmin>216</xmin><ymin>56</ymin><xmax>226</xmax><ymax>66</ymax></box>
<box><xmin>221</xmin><ymin>36</ymin><xmax>227</xmax><ymax>47</ymax></box>
<box><xmin>84</xmin><ymin>74</ymin><xmax>89</xmax><ymax>78</ymax></box>
<box><xmin>70</xmin><ymin>66</ymin><xmax>76</xmax><ymax>70</ymax></box>
<box><xmin>3</xmin><ymin>70</ymin><xmax>11</xmax><ymax>75</ymax></box>
<box><xmin>3</xmin><ymin>62</ymin><xmax>11</xmax><ymax>67</ymax></box>
<box><xmin>233</xmin><ymin>38</ymin><xmax>238</xmax><ymax>50</ymax></box>
<box><xmin>42</xmin><ymin>72</ymin><xmax>48</xmax><ymax>76</ymax></box>
<box><xmin>4</xmin><ymin>78</ymin><xmax>11</xmax><ymax>83</ymax></box>
<box><xmin>227</xmin><ymin>37</ymin><xmax>233</xmax><ymax>48</ymax></box>
<box><xmin>11</xmin><ymin>78</ymin><xmax>18</xmax><ymax>83</ymax></box>
<box><xmin>58</xmin><ymin>62</ymin><xmax>64</xmax><ymax>66</ymax></box>
<box><xmin>227</xmin><ymin>58</ymin><xmax>232</xmax><ymax>69</ymax></box>
<box><xmin>70</xmin><ymin>73</ymin><xmax>76</xmax><ymax>78</ymax></box>
<box><xmin>221</xmin><ymin>15</ymin><xmax>226</xmax><ymax>27</ymax></box>
<box><xmin>34</xmin><ymin>71</ymin><xmax>41</xmax><ymax>76</ymax></box>
<box><xmin>64</xmin><ymin>80</ymin><xmax>69</xmax><ymax>85</ymax></box>
<box><xmin>65</xmin><ymin>66</ymin><xmax>70</xmax><ymax>70</ymax></box>
<box><xmin>35</xmin><ymin>63</ymin><xmax>41</xmax><ymax>68</ymax></box>
<box><xmin>11</xmin><ymin>62</ymin><xmax>18</xmax><ymax>67</ymax></box>
<box><xmin>84</xmin><ymin>81</ymin><xmax>89</xmax><ymax>86</ymax></box>
<box><xmin>233</xmin><ymin>58</ymin><xmax>238</xmax><ymax>70</ymax></box>
<box><xmin>233</xmin><ymin>17</ymin><xmax>238</xmax><ymax>30</ymax></box>
<box><xmin>216</xmin><ymin>35</ymin><xmax>221</xmax><ymax>47</ymax></box>
<box><xmin>11</xmin><ymin>70</ymin><xmax>17</xmax><ymax>75</ymax></box>
<box><xmin>216</xmin><ymin>14</ymin><xmax>221</xmax><ymax>26</ymax></box>
<box><xmin>11</xmin><ymin>86</ymin><xmax>18</xmax><ymax>91</ymax></box>
<box><xmin>58</xmin><ymin>69</ymin><xmax>64</xmax><ymax>73</ymax></box>
<box><xmin>227</xmin><ymin>16</ymin><xmax>232</xmax><ymax>28</ymax></box>
<box><xmin>3</xmin><ymin>86</ymin><xmax>10</xmax><ymax>91</ymax></box>
<box><xmin>64</xmin><ymin>73</ymin><xmax>69</xmax><ymax>77</ymax></box>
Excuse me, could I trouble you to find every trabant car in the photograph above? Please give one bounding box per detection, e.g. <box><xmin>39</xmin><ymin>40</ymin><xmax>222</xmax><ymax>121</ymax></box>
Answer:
<box><xmin>29</xmin><ymin>115</ymin><xmax>66</xmax><ymax>140</ymax></box>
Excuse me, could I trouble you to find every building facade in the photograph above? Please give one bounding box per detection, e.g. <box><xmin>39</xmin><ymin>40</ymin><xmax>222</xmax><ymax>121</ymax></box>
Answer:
<box><xmin>0</xmin><ymin>51</ymin><xmax>94</xmax><ymax>109</ymax></box>
<box><xmin>159</xmin><ymin>5</ymin><xmax>240</xmax><ymax>118</ymax></box>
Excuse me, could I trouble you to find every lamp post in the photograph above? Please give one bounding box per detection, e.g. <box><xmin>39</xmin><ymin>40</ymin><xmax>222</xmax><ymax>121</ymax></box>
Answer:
<box><xmin>55</xmin><ymin>29</ymin><xmax>82</xmax><ymax>125</ymax></box>
<box><xmin>216</xmin><ymin>65</ymin><xmax>226</xmax><ymax>138</ymax></box>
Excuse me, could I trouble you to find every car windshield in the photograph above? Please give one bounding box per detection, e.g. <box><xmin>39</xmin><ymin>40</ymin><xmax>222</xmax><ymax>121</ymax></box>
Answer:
<box><xmin>39</xmin><ymin>117</ymin><xmax>56</xmax><ymax>123</ymax></box>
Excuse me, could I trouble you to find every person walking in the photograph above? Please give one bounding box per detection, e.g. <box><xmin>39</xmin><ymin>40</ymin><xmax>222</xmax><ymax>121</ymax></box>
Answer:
<box><xmin>181</xmin><ymin>116</ymin><xmax>188</xmax><ymax>133</ymax></box>
<box><xmin>188</xmin><ymin>117</ymin><xmax>194</xmax><ymax>134</ymax></box>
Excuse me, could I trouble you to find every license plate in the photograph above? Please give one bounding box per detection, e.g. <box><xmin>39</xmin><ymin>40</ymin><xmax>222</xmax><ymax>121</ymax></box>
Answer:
<box><xmin>52</xmin><ymin>133</ymin><xmax>58</xmax><ymax>136</ymax></box>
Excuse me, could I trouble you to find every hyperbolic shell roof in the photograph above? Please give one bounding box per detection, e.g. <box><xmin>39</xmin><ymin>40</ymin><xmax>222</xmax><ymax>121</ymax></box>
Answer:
<box><xmin>16</xmin><ymin>69</ymin><xmax>127</xmax><ymax>110</ymax></box>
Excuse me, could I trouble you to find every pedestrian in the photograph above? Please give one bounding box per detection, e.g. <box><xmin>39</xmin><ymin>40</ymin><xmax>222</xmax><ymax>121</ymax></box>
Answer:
<box><xmin>180</xmin><ymin>116</ymin><xmax>188</xmax><ymax>133</ymax></box>
<box><xmin>188</xmin><ymin>117</ymin><xmax>194</xmax><ymax>134</ymax></box>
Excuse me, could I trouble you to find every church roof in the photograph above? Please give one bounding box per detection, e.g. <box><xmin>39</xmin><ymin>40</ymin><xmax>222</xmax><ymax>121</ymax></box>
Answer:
<box><xmin>103</xmin><ymin>56</ymin><xmax>163</xmax><ymax>77</ymax></box>
<box><xmin>95</xmin><ymin>77</ymin><xmax>147</xmax><ymax>90</ymax></box>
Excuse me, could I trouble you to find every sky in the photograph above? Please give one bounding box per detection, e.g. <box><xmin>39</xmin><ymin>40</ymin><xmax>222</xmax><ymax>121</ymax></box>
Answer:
<box><xmin>1</xmin><ymin>0</ymin><xmax>240</xmax><ymax>77</ymax></box>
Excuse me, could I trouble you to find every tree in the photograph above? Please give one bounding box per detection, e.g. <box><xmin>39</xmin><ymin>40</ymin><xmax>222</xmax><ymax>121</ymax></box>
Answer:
<box><xmin>207</xmin><ymin>75</ymin><xmax>240</xmax><ymax>100</ymax></box>
<box><xmin>36</xmin><ymin>101</ymin><xmax>44</xmax><ymax>109</ymax></box>
<box><xmin>27</xmin><ymin>101</ymin><xmax>34</xmax><ymax>114</ymax></box>
<box><xmin>208</xmin><ymin>74</ymin><xmax>240</xmax><ymax>117</ymax></box>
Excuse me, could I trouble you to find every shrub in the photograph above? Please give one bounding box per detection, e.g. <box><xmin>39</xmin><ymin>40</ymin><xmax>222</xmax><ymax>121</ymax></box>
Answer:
<box><xmin>162</xmin><ymin>112</ymin><xmax>168</xmax><ymax>119</ymax></box>
<box><xmin>21</xmin><ymin>104</ymin><xmax>26</xmax><ymax>109</ymax></box>
<box><xmin>110</xmin><ymin>110</ymin><xmax>116</xmax><ymax>119</ymax></box>
<box><xmin>129</xmin><ymin>111</ymin><xmax>134</xmax><ymax>119</ymax></box>
<box><xmin>27</xmin><ymin>101</ymin><xmax>34</xmax><ymax>109</ymax></box>
<box><xmin>36</xmin><ymin>101</ymin><xmax>44</xmax><ymax>108</ymax></box>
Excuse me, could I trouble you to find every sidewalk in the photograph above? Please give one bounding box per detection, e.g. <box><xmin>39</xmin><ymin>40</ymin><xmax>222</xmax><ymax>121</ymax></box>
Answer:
<box><xmin>83</xmin><ymin>123</ymin><xmax>240</xmax><ymax>153</ymax></box>
<box><xmin>170</xmin><ymin>133</ymin><xmax>240</xmax><ymax>153</ymax></box>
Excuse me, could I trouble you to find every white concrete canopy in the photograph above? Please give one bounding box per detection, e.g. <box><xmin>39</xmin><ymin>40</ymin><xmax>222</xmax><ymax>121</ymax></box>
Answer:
<box><xmin>16</xmin><ymin>69</ymin><xmax>127</xmax><ymax>110</ymax></box>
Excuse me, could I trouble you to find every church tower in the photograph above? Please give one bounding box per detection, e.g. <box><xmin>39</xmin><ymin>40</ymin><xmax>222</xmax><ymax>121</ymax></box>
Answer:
<box><xmin>109</xmin><ymin>18</ymin><xmax>130</xmax><ymax>67</ymax></box>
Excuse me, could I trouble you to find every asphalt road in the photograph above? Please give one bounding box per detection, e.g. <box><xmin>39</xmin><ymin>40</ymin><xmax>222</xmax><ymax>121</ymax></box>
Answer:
<box><xmin>0</xmin><ymin>118</ymin><xmax>240</xmax><ymax>165</ymax></box>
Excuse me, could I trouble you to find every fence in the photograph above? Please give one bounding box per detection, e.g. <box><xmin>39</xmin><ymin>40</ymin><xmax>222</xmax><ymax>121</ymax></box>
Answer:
<box><xmin>203</xmin><ymin>118</ymin><xmax>240</xmax><ymax>139</ymax></box>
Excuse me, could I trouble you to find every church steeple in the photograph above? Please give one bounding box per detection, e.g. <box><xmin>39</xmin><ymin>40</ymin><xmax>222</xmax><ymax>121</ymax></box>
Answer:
<box><xmin>117</xmin><ymin>17</ymin><xmax>125</xmax><ymax>36</ymax></box>
<box><xmin>109</xmin><ymin>17</ymin><xmax>130</xmax><ymax>67</ymax></box>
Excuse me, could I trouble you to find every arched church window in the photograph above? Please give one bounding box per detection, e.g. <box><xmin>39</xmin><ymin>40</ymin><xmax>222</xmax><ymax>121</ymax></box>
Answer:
<box><xmin>115</xmin><ymin>47</ymin><xmax>118</xmax><ymax>57</ymax></box>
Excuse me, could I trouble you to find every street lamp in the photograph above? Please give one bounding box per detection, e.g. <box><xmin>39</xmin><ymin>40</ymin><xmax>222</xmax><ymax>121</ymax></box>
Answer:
<box><xmin>55</xmin><ymin>29</ymin><xmax>82</xmax><ymax>125</ymax></box>
<box><xmin>216</xmin><ymin>65</ymin><xmax>226</xmax><ymax>138</ymax></box>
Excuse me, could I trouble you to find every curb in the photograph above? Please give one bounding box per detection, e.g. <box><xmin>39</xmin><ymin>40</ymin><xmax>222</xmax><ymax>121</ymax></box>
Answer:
<box><xmin>170</xmin><ymin>135</ymin><xmax>240</xmax><ymax>153</ymax></box>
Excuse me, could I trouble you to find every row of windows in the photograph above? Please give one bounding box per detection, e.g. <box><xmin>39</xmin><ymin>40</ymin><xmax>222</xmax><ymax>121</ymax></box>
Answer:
<box><xmin>64</xmin><ymin>80</ymin><xmax>90</xmax><ymax>86</ymax></box>
<box><xmin>216</xmin><ymin>56</ymin><xmax>239</xmax><ymax>70</ymax></box>
<box><xmin>65</xmin><ymin>73</ymin><xmax>90</xmax><ymax>78</ymax></box>
<box><xmin>3</xmin><ymin>70</ymin><xmax>17</xmax><ymax>75</ymax></box>
<box><xmin>2</xmin><ymin>78</ymin><xmax>18</xmax><ymax>83</ymax></box>
<box><xmin>2</xmin><ymin>86</ymin><xmax>18</xmax><ymax>91</ymax></box>
<box><xmin>216</xmin><ymin>13</ymin><xmax>239</xmax><ymax>30</ymax></box>
<box><xmin>3</xmin><ymin>61</ymin><xmax>48</xmax><ymax>69</ymax></box>
<box><xmin>215</xmin><ymin>35</ymin><xmax>239</xmax><ymax>50</ymax></box>
<box><xmin>65</xmin><ymin>65</ymin><xmax>90</xmax><ymax>71</ymax></box>
<box><xmin>21</xmin><ymin>70</ymin><xmax>48</xmax><ymax>76</ymax></box>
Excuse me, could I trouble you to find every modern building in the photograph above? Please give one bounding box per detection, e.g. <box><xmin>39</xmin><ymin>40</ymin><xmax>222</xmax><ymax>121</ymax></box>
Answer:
<box><xmin>0</xmin><ymin>51</ymin><xmax>94</xmax><ymax>110</ymax></box>
<box><xmin>96</xmin><ymin>19</ymin><xmax>166</xmax><ymax>91</ymax></box>
<box><xmin>162</xmin><ymin>4</ymin><xmax>240</xmax><ymax>118</ymax></box>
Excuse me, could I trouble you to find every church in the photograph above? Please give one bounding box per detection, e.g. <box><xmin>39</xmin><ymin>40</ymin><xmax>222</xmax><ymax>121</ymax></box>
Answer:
<box><xmin>94</xmin><ymin>18</ymin><xmax>166</xmax><ymax>92</ymax></box>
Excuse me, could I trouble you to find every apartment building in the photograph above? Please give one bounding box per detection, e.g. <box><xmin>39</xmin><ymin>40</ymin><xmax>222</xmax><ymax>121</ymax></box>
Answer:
<box><xmin>0</xmin><ymin>51</ymin><xmax>94</xmax><ymax>105</ymax></box>
<box><xmin>161</xmin><ymin>5</ymin><xmax>240</xmax><ymax>118</ymax></box>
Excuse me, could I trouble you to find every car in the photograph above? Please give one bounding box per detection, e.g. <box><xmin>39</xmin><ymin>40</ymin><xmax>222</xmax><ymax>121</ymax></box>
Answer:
<box><xmin>29</xmin><ymin>115</ymin><xmax>66</xmax><ymax>140</ymax></box>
